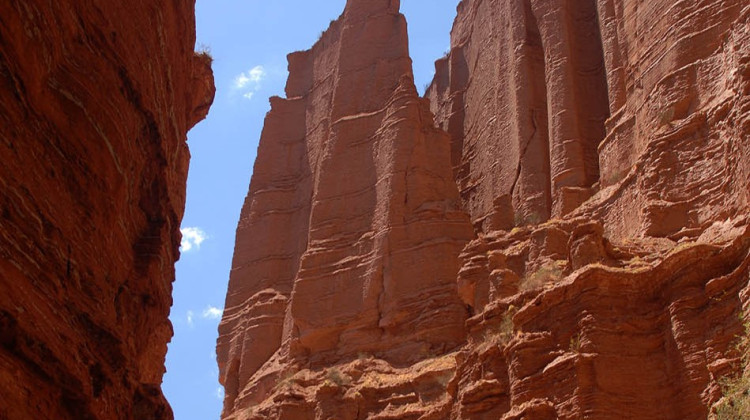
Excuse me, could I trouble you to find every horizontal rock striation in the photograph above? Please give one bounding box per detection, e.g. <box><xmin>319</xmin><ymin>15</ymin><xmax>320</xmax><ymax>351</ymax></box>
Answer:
<box><xmin>0</xmin><ymin>1</ymin><xmax>214</xmax><ymax>419</ymax></box>
<box><xmin>220</xmin><ymin>0</ymin><xmax>750</xmax><ymax>419</ymax></box>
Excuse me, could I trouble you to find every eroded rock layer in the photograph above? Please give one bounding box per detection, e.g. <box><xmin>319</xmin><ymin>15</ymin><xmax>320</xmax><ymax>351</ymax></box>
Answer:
<box><xmin>0</xmin><ymin>1</ymin><xmax>214</xmax><ymax>419</ymax></box>
<box><xmin>221</xmin><ymin>0</ymin><xmax>750</xmax><ymax>419</ymax></box>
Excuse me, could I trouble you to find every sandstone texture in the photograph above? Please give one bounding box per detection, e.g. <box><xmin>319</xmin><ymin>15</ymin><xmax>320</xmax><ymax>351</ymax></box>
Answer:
<box><xmin>220</xmin><ymin>0</ymin><xmax>750</xmax><ymax>419</ymax></box>
<box><xmin>0</xmin><ymin>1</ymin><xmax>214</xmax><ymax>419</ymax></box>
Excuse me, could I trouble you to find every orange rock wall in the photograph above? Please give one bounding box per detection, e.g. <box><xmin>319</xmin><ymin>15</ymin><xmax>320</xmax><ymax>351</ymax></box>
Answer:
<box><xmin>220</xmin><ymin>0</ymin><xmax>750</xmax><ymax>419</ymax></box>
<box><xmin>0</xmin><ymin>1</ymin><xmax>214</xmax><ymax>419</ymax></box>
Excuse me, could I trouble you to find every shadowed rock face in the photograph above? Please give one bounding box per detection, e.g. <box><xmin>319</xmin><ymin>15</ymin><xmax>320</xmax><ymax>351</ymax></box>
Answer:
<box><xmin>0</xmin><ymin>1</ymin><xmax>214</xmax><ymax>419</ymax></box>
<box><xmin>222</xmin><ymin>0</ymin><xmax>750</xmax><ymax>419</ymax></box>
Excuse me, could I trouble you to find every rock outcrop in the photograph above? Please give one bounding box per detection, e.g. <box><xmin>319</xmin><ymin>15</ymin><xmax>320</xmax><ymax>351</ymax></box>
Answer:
<box><xmin>220</xmin><ymin>0</ymin><xmax>750</xmax><ymax>419</ymax></box>
<box><xmin>0</xmin><ymin>1</ymin><xmax>214</xmax><ymax>419</ymax></box>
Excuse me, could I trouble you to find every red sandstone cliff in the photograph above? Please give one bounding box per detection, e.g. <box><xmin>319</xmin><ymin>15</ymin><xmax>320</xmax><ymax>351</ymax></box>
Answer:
<box><xmin>217</xmin><ymin>0</ymin><xmax>473</xmax><ymax>416</ymax></box>
<box><xmin>0</xmin><ymin>1</ymin><xmax>214</xmax><ymax>419</ymax></box>
<box><xmin>220</xmin><ymin>0</ymin><xmax>750</xmax><ymax>419</ymax></box>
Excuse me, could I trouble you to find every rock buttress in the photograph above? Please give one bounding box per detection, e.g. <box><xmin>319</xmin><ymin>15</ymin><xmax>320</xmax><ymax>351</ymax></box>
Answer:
<box><xmin>0</xmin><ymin>1</ymin><xmax>215</xmax><ymax>419</ymax></box>
<box><xmin>217</xmin><ymin>0</ymin><xmax>473</xmax><ymax>417</ymax></box>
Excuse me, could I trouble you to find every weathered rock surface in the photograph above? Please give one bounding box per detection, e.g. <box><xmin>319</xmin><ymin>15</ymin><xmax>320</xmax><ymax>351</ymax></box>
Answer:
<box><xmin>0</xmin><ymin>1</ymin><xmax>214</xmax><ymax>419</ymax></box>
<box><xmin>221</xmin><ymin>0</ymin><xmax>750</xmax><ymax>419</ymax></box>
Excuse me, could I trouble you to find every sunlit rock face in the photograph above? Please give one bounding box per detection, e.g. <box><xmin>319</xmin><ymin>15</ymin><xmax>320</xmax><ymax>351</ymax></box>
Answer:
<box><xmin>217</xmin><ymin>0</ymin><xmax>473</xmax><ymax>416</ymax></box>
<box><xmin>0</xmin><ymin>1</ymin><xmax>214</xmax><ymax>418</ymax></box>
<box><xmin>220</xmin><ymin>0</ymin><xmax>750</xmax><ymax>419</ymax></box>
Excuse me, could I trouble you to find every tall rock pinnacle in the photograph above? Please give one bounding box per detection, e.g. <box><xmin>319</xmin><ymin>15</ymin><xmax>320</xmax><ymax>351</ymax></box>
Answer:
<box><xmin>217</xmin><ymin>0</ymin><xmax>473</xmax><ymax>416</ymax></box>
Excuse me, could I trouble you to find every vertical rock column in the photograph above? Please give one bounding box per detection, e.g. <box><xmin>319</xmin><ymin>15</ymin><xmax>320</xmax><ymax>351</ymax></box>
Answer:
<box><xmin>217</xmin><ymin>0</ymin><xmax>473</xmax><ymax>415</ymax></box>
<box><xmin>529</xmin><ymin>0</ymin><xmax>610</xmax><ymax>216</ymax></box>
<box><xmin>428</xmin><ymin>0</ymin><xmax>545</xmax><ymax>231</ymax></box>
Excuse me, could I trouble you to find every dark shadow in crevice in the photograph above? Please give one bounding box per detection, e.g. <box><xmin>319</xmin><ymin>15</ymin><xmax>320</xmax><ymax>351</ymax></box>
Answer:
<box><xmin>564</xmin><ymin>0</ymin><xmax>611</xmax><ymax>186</ymax></box>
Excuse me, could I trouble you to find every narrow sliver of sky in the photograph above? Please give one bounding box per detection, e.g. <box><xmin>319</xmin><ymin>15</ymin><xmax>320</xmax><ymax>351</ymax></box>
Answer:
<box><xmin>163</xmin><ymin>2</ymin><xmax>459</xmax><ymax>419</ymax></box>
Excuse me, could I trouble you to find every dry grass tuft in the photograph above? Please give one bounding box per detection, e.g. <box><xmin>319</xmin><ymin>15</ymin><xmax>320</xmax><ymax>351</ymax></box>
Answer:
<box><xmin>479</xmin><ymin>306</ymin><xmax>517</xmax><ymax>349</ymax></box>
<box><xmin>714</xmin><ymin>320</ymin><xmax>750</xmax><ymax>419</ymax></box>
<box><xmin>520</xmin><ymin>261</ymin><xmax>564</xmax><ymax>292</ymax></box>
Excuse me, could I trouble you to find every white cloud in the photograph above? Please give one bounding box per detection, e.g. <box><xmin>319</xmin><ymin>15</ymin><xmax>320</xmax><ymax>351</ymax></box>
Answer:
<box><xmin>180</xmin><ymin>227</ymin><xmax>207</xmax><ymax>252</ymax></box>
<box><xmin>186</xmin><ymin>310</ymin><xmax>194</xmax><ymax>327</ymax></box>
<box><xmin>249</xmin><ymin>66</ymin><xmax>265</xmax><ymax>81</ymax></box>
<box><xmin>202</xmin><ymin>306</ymin><xmax>223</xmax><ymax>320</ymax></box>
<box><xmin>234</xmin><ymin>74</ymin><xmax>250</xmax><ymax>89</ymax></box>
<box><xmin>233</xmin><ymin>65</ymin><xmax>266</xmax><ymax>99</ymax></box>
<box><xmin>215</xmin><ymin>387</ymin><xmax>225</xmax><ymax>400</ymax></box>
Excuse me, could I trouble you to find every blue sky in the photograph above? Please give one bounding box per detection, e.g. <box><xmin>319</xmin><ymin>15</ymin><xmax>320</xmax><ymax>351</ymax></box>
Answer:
<box><xmin>163</xmin><ymin>1</ymin><xmax>458</xmax><ymax>419</ymax></box>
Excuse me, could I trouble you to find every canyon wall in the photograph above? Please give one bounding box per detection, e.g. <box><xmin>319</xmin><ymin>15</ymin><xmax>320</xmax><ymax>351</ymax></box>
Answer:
<box><xmin>221</xmin><ymin>0</ymin><xmax>750</xmax><ymax>419</ymax></box>
<box><xmin>427</xmin><ymin>0</ymin><xmax>610</xmax><ymax>229</ymax></box>
<box><xmin>0</xmin><ymin>1</ymin><xmax>214</xmax><ymax>419</ymax></box>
